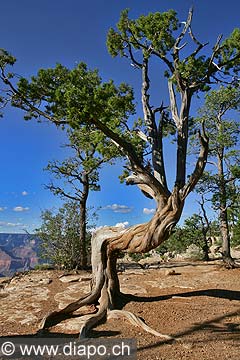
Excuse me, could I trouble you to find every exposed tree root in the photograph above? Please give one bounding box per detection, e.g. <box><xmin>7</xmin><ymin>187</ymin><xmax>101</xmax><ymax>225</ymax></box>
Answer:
<box><xmin>107</xmin><ymin>310</ymin><xmax>175</xmax><ymax>340</ymax></box>
<box><xmin>40</xmin><ymin>290</ymin><xmax>175</xmax><ymax>340</ymax></box>
<box><xmin>222</xmin><ymin>256</ymin><xmax>240</xmax><ymax>269</ymax></box>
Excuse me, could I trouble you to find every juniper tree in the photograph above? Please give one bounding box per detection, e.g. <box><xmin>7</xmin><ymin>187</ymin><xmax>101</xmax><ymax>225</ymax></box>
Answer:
<box><xmin>45</xmin><ymin>127</ymin><xmax>118</xmax><ymax>269</ymax></box>
<box><xmin>36</xmin><ymin>201</ymin><xmax>92</xmax><ymax>269</ymax></box>
<box><xmin>1</xmin><ymin>7</ymin><xmax>240</xmax><ymax>338</ymax></box>
<box><xmin>195</xmin><ymin>86</ymin><xmax>240</xmax><ymax>267</ymax></box>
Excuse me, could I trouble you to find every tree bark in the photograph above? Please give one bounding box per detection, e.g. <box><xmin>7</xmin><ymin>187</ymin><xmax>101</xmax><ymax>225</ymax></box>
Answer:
<box><xmin>217</xmin><ymin>151</ymin><xmax>235</xmax><ymax>267</ymax></box>
<box><xmin>199</xmin><ymin>196</ymin><xmax>210</xmax><ymax>261</ymax></box>
<box><xmin>79</xmin><ymin>172</ymin><xmax>89</xmax><ymax>269</ymax></box>
<box><xmin>79</xmin><ymin>199</ymin><xmax>87</xmax><ymax>269</ymax></box>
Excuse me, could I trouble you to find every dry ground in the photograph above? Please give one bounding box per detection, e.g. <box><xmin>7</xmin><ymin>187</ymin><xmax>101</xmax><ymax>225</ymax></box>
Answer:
<box><xmin>0</xmin><ymin>260</ymin><xmax>240</xmax><ymax>359</ymax></box>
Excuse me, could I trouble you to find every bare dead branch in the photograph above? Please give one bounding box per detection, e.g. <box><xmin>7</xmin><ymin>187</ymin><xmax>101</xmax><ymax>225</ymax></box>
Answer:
<box><xmin>168</xmin><ymin>80</ymin><xmax>180</xmax><ymax>127</ymax></box>
<box><xmin>173</xmin><ymin>8</ymin><xmax>193</xmax><ymax>62</ymax></box>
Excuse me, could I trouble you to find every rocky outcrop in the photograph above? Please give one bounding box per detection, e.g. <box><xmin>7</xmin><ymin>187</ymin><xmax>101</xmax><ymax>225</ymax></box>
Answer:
<box><xmin>0</xmin><ymin>233</ymin><xmax>41</xmax><ymax>276</ymax></box>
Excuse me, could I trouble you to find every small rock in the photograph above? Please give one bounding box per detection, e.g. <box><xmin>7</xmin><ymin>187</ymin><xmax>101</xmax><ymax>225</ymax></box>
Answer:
<box><xmin>39</xmin><ymin>278</ymin><xmax>52</xmax><ymax>285</ymax></box>
<box><xmin>59</xmin><ymin>275</ymin><xmax>82</xmax><ymax>283</ymax></box>
<box><xmin>165</xmin><ymin>269</ymin><xmax>181</xmax><ymax>276</ymax></box>
<box><xmin>148</xmin><ymin>264</ymin><xmax>161</xmax><ymax>269</ymax></box>
<box><xmin>79</xmin><ymin>276</ymin><xmax>92</xmax><ymax>282</ymax></box>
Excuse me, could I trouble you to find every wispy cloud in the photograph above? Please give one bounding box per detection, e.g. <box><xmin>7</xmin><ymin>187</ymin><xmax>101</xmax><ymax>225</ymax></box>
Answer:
<box><xmin>143</xmin><ymin>207</ymin><xmax>156</xmax><ymax>215</ymax></box>
<box><xmin>0</xmin><ymin>221</ymin><xmax>22</xmax><ymax>227</ymax></box>
<box><xmin>22</xmin><ymin>191</ymin><xmax>28</xmax><ymax>196</ymax></box>
<box><xmin>0</xmin><ymin>207</ymin><xmax>6</xmax><ymax>211</ymax></box>
<box><xmin>13</xmin><ymin>206</ymin><xmax>30</xmax><ymax>212</ymax></box>
<box><xmin>102</xmin><ymin>204</ymin><xmax>133</xmax><ymax>214</ymax></box>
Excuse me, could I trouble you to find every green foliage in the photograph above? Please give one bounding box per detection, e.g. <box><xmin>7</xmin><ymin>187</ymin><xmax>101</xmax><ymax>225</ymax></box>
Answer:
<box><xmin>9</xmin><ymin>61</ymin><xmax>145</xmax><ymax>175</ymax></box>
<box><xmin>232</xmin><ymin>213</ymin><xmax>240</xmax><ymax>247</ymax></box>
<box><xmin>175</xmin><ymin>56</ymin><xmax>210</xmax><ymax>90</ymax></box>
<box><xmin>34</xmin><ymin>263</ymin><xmax>54</xmax><ymax>271</ymax></box>
<box><xmin>156</xmin><ymin>226</ymin><xmax>188</xmax><ymax>254</ymax></box>
<box><xmin>107</xmin><ymin>9</ymin><xmax>240</xmax><ymax>93</ymax></box>
<box><xmin>35</xmin><ymin>201</ymin><xmax>92</xmax><ymax>269</ymax></box>
<box><xmin>195</xmin><ymin>86</ymin><xmax>240</xmax><ymax>210</ymax></box>
<box><xmin>218</xmin><ymin>28</ymin><xmax>240</xmax><ymax>73</ymax></box>
<box><xmin>128</xmin><ymin>252</ymin><xmax>150</xmax><ymax>262</ymax></box>
<box><xmin>157</xmin><ymin>214</ymin><xmax>218</xmax><ymax>255</ymax></box>
<box><xmin>0</xmin><ymin>49</ymin><xmax>16</xmax><ymax>116</ymax></box>
<box><xmin>1</xmin><ymin>8</ymin><xmax>240</xmax><ymax>207</ymax></box>
<box><xmin>107</xmin><ymin>9</ymin><xmax>179</xmax><ymax>58</ymax></box>
<box><xmin>14</xmin><ymin>62</ymin><xmax>135</xmax><ymax>128</ymax></box>
<box><xmin>0</xmin><ymin>48</ymin><xmax>16</xmax><ymax>68</ymax></box>
<box><xmin>46</xmin><ymin>127</ymin><xmax>120</xmax><ymax>200</ymax></box>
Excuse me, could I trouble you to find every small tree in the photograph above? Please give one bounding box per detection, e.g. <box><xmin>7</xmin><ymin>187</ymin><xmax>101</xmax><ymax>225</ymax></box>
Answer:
<box><xmin>196</xmin><ymin>86</ymin><xmax>240</xmax><ymax>267</ymax></box>
<box><xmin>158</xmin><ymin>211</ymin><xmax>214</xmax><ymax>260</ymax></box>
<box><xmin>36</xmin><ymin>201</ymin><xmax>92</xmax><ymax>269</ymax></box>
<box><xmin>45</xmin><ymin>128</ymin><xmax>117</xmax><ymax>269</ymax></box>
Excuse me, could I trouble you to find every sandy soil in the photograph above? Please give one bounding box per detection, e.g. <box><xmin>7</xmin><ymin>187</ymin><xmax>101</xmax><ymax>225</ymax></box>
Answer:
<box><xmin>0</xmin><ymin>260</ymin><xmax>240</xmax><ymax>359</ymax></box>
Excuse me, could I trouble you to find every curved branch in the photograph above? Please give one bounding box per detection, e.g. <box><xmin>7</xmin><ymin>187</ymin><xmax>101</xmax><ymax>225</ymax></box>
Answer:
<box><xmin>181</xmin><ymin>125</ymin><xmax>209</xmax><ymax>199</ymax></box>
<box><xmin>91</xmin><ymin>116</ymin><xmax>170</xmax><ymax>199</ymax></box>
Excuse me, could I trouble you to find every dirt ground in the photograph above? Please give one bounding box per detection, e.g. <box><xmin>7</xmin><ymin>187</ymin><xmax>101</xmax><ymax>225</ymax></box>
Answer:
<box><xmin>0</xmin><ymin>260</ymin><xmax>240</xmax><ymax>359</ymax></box>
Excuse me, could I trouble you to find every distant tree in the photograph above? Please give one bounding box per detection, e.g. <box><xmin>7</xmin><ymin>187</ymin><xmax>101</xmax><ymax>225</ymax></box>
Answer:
<box><xmin>232</xmin><ymin>211</ymin><xmax>240</xmax><ymax>247</ymax></box>
<box><xmin>156</xmin><ymin>225</ymin><xmax>188</xmax><ymax>255</ymax></box>
<box><xmin>158</xmin><ymin>210</ymin><xmax>215</xmax><ymax>260</ymax></box>
<box><xmin>45</xmin><ymin>128</ymin><xmax>117</xmax><ymax>269</ymax></box>
<box><xmin>195</xmin><ymin>86</ymin><xmax>240</xmax><ymax>267</ymax></box>
<box><xmin>36</xmin><ymin>201</ymin><xmax>93</xmax><ymax>269</ymax></box>
<box><xmin>182</xmin><ymin>213</ymin><xmax>210</xmax><ymax>260</ymax></box>
<box><xmin>1</xmin><ymin>7</ymin><xmax>240</xmax><ymax>337</ymax></box>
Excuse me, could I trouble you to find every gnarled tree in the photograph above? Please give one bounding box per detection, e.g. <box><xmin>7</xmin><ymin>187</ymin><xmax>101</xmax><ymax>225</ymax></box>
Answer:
<box><xmin>1</xmin><ymin>8</ymin><xmax>240</xmax><ymax>338</ymax></box>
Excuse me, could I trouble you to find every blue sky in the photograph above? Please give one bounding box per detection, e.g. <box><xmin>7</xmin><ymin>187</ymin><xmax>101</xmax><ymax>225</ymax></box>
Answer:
<box><xmin>0</xmin><ymin>0</ymin><xmax>239</xmax><ymax>233</ymax></box>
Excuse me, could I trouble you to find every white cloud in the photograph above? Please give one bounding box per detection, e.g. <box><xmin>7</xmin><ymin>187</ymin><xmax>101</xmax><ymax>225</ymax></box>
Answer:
<box><xmin>13</xmin><ymin>206</ymin><xmax>30</xmax><ymax>212</ymax></box>
<box><xmin>115</xmin><ymin>221</ymin><xmax>129</xmax><ymax>228</ymax></box>
<box><xmin>0</xmin><ymin>207</ymin><xmax>6</xmax><ymax>211</ymax></box>
<box><xmin>143</xmin><ymin>207</ymin><xmax>156</xmax><ymax>215</ymax></box>
<box><xmin>90</xmin><ymin>221</ymin><xmax>130</xmax><ymax>234</ymax></box>
<box><xmin>22</xmin><ymin>191</ymin><xmax>28</xmax><ymax>196</ymax></box>
<box><xmin>0</xmin><ymin>221</ymin><xmax>22</xmax><ymax>227</ymax></box>
<box><xmin>102</xmin><ymin>204</ymin><xmax>133</xmax><ymax>213</ymax></box>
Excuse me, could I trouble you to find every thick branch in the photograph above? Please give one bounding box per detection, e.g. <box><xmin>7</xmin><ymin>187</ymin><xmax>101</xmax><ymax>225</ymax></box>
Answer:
<box><xmin>175</xmin><ymin>89</ymin><xmax>192</xmax><ymax>187</ymax></box>
<box><xmin>91</xmin><ymin>116</ymin><xmax>170</xmax><ymax>199</ymax></box>
<box><xmin>141</xmin><ymin>57</ymin><xmax>169</xmax><ymax>192</ymax></box>
<box><xmin>182</xmin><ymin>126</ymin><xmax>209</xmax><ymax>199</ymax></box>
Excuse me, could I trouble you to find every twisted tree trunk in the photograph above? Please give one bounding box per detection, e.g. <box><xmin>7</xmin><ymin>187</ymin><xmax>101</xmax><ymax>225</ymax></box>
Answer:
<box><xmin>40</xmin><ymin>188</ymin><xmax>184</xmax><ymax>338</ymax></box>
